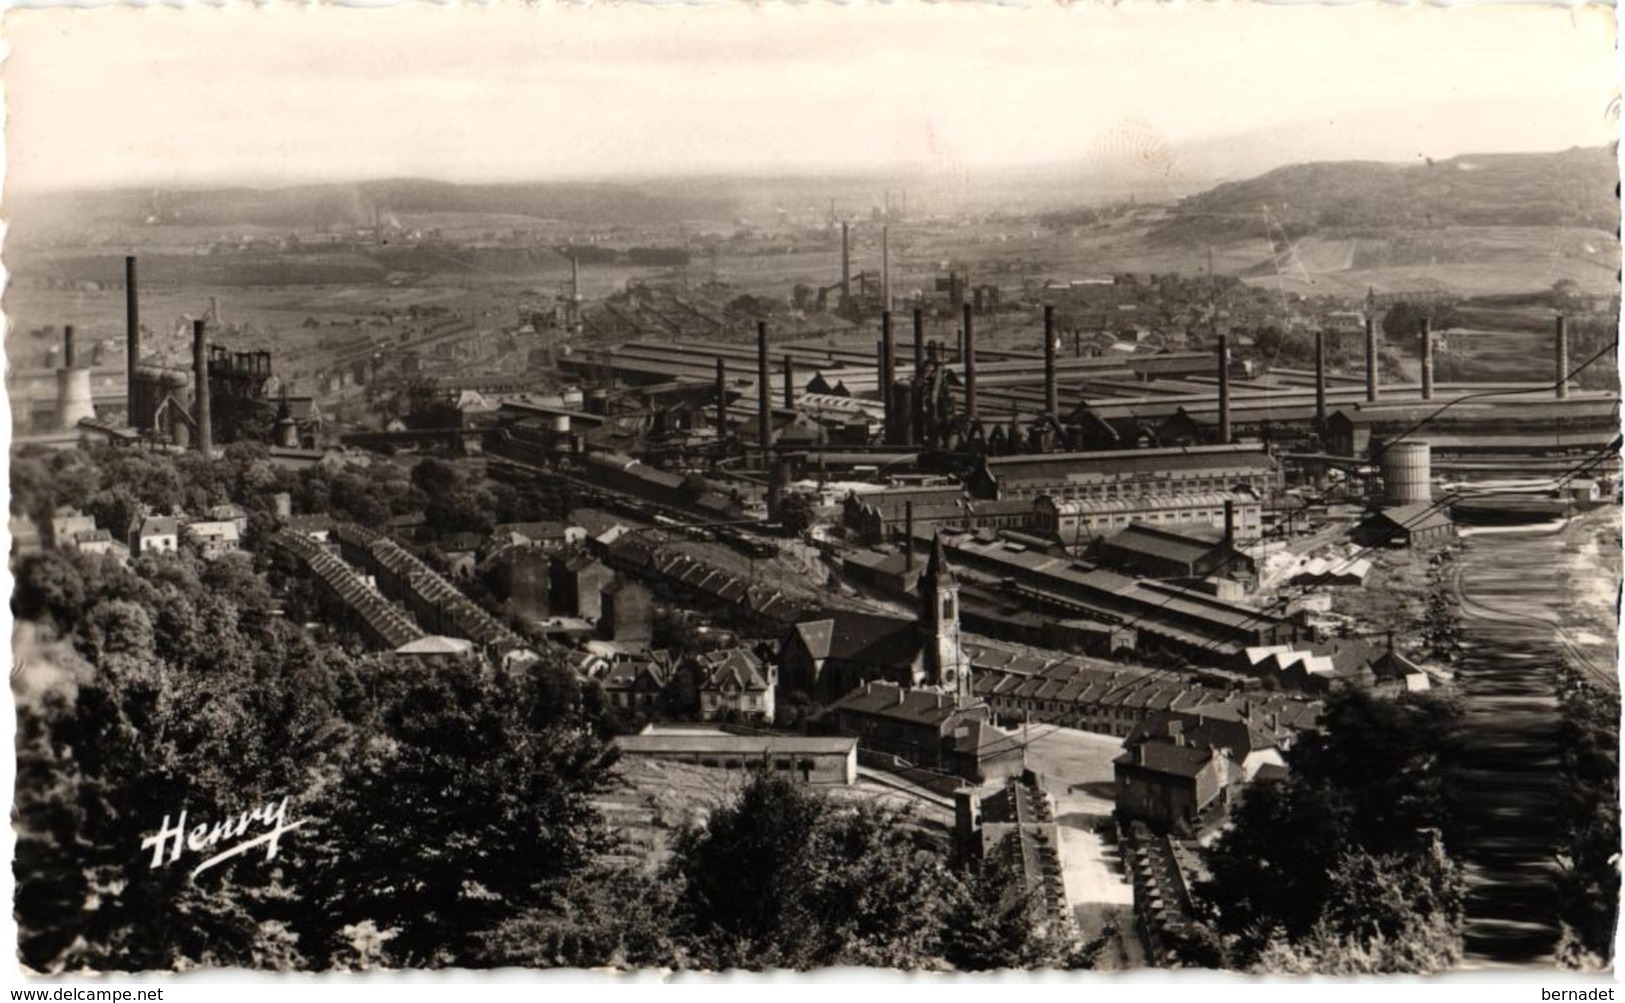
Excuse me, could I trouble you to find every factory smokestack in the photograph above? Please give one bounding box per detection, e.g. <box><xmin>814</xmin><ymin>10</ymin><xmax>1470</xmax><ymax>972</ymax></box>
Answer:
<box><xmin>783</xmin><ymin>354</ymin><xmax>795</xmax><ymax>410</ymax></box>
<box><xmin>757</xmin><ymin>322</ymin><xmax>776</xmax><ymax>519</ymax></box>
<box><xmin>913</xmin><ymin>307</ymin><xmax>925</xmax><ymax>375</ymax></box>
<box><xmin>881</xmin><ymin>226</ymin><xmax>891</xmax><ymax>313</ymax></box>
<box><xmin>1217</xmin><ymin>333</ymin><xmax>1232</xmax><ymax>444</ymax></box>
<box><xmin>1419</xmin><ymin>317</ymin><xmax>1434</xmax><ymax>400</ymax></box>
<box><xmin>840</xmin><ymin>222</ymin><xmax>851</xmax><ymax>315</ymax></box>
<box><xmin>1043</xmin><ymin>304</ymin><xmax>1058</xmax><ymax>417</ymax></box>
<box><xmin>62</xmin><ymin>325</ymin><xmax>76</xmax><ymax>369</ymax></box>
<box><xmin>126</xmin><ymin>255</ymin><xmax>140</xmax><ymax>424</ymax></box>
<box><xmin>193</xmin><ymin>319</ymin><xmax>212</xmax><ymax>455</ymax></box>
<box><xmin>757</xmin><ymin>322</ymin><xmax>772</xmax><ymax>453</ymax></box>
<box><xmin>880</xmin><ymin>311</ymin><xmax>895</xmax><ymax>440</ymax></box>
<box><xmin>905</xmin><ymin>500</ymin><xmax>915</xmax><ymax>571</ymax></box>
<box><xmin>963</xmin><ymin>303</ymin><xmax>978</xmax><ymax>421</ymax></box>
<box><xmin>1365</xmin><ymin>314</ymin><xmax>1380</xmax><ymax>402</ymax></box>
<box><xmin>1555</xmin><ymin>315</ymin><xmax>1570</xmax><ymax>399</ymax></box>
<box><xmin>1314</xmin><ymin>330</ymin><xmax>1327</xmax><ymax>427</ymax></box>
<box><xmin>1223</xmin><ymin>499</ymin><xmax>1235</xmax><ymax>545</ymax></box>
<box><xmin>715</xmin><ymin>357</ymin><xmax>728</xmax><ymax>439</ymax></box>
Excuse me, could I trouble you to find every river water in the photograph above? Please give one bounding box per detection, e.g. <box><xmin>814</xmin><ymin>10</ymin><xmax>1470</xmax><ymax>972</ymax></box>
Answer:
<box><xmin>1449</xmin><ymin>515</ymin><xmax>1618</xmax><ymax>967</ymax></box>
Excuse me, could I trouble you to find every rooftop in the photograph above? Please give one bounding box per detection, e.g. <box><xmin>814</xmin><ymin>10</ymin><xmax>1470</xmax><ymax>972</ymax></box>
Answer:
<box><xmin>614</xmin><ymin>734</ymin><xmax>858</xmax><ymax>757</ymax></box>
<box><xmin>828</xmin><ymin>680</ymin><xmax>978</xmax><ymax>727</ymax></box>
<box><xmin>1114</xmin><ymin>739</ymin><xmax>1218</xmax><ymax>779</ymax></box>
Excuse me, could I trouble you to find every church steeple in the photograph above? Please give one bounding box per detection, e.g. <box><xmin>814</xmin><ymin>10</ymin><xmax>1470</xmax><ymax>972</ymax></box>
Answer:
<box><xmin>919</xmin><ymin>532</ymin><xmax>971</xmax><ymax>698</ymax></box>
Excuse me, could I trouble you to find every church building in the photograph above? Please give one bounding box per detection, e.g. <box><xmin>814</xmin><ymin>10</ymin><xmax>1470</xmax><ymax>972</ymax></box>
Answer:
<box><xmin>779</xmin><ymin>533</ymin><xmax>974</xmax><ymax>704</ymax></box>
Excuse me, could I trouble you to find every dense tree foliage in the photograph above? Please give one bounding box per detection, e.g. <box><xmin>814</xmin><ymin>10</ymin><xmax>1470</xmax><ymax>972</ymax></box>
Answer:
<box><xmin>11</xmin><ymin>483</ymin><xmax>622</xmax><ymax>971</ymax></box>
<box><xmin>667</xmin><ymin>772</ymin><xmax>959</xmax><ymax>969</ymax></box>
<box><xmin>1196</xmin><ymin>689</ymin><xmax>1467</xmax><ymax>972</ymax></box>
<box><xmin>941</xmin><ymin>833</ymin><xmax>1101</xmax><ymax>971</ymax></box>
<box><xmin>1553</xmin><ymin>665</ymin><xmax>1620</xmax><ymax>968</ymax></box>
<box><xmin>286</xmin><ymin>660</ymin><xmax>619</xmax><ymax>967</ymax></box>
<box><xmin>13</xmin><ymin>549</ymin><xmax>355</xmax><ymax>972</ymax></box>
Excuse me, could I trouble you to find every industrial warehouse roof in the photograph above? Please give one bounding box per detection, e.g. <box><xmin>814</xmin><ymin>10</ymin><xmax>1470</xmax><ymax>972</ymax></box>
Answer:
<box><xmin>614</xmin><ymin>734</ymin><xmax>857</xmax><ymax>756</ymax></box>
<box><xmin>395</xmin><ymin>636</ymin><xmax>477</xmax><ymax>656</ymax></box>
<box><xmin>845</xmin><ymin>485</ymin><xmax>968</xmax><ymax>508</ymax></box>
<box><xmin>1098</xmin><ymin>523</ymin><xmax>1228</xmax><ymax>567</ymax></box>
<box><xmin>1328</xmin><ymin>393</ymin><xmax>1620</xmax><ymax>427</ymax></box>
<box><xmin>1368</xmin><ymin>502</ymin><xmax>1454</xmax><ymax>535</ymax></box>
<box><xmin>915</xmin><ymin>528</ymin><xmax>1291</xmax><ymax>645</ymax></box>
<box><xmin>1037</xmin><ymin>491</ymin><xmax>1256</xmax><ymax>516</ymax></box>
<box><xmin>983</xmin><ymin>443</ymin><xmax>1276</xmax><ymax>483</ymax></box>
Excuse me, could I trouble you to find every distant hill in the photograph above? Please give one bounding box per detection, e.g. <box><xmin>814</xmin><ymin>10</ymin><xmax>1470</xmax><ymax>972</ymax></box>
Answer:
<box><xmin>1153</xmin><ymin>147</ymin><xmax>1619</xmax><ymax>245</ymax></box>
<box><xmin>17</xmin><ymin>179</ymin><xmax>739</xmax><ymax>232</ymax></box>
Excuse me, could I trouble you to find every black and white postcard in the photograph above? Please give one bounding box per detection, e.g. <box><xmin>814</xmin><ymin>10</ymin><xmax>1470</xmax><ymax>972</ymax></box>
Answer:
<box><xmin>5</xmin><ymin>1</ymin><xmax>1620</xmax><ymax>983</ymax></box>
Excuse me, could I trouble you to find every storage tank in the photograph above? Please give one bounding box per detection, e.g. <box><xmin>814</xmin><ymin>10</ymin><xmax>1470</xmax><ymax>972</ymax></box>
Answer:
<box><xmin>1381</xmin><ymin>440</ymin><xmax>1432</xmax><ymax>505</ymax></box>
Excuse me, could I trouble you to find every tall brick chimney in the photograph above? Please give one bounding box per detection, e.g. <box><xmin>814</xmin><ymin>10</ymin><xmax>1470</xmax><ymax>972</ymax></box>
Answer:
<box><xmin>963</xmin><ymin>302</ymin><xmax>978</xmax><ymax>421</ymax></box>
<box><xmin>1043</xmin><ymin>304</ymin><xmax>1058</xmax><ymax>418</ymax></box>
<box><xmin>193</xmin><ymin>319</ymin><xmax>212</xmax><ymax>455</ymax></box>
<box><xmin>1419</xmin><ymin>317</ymin><xmax>1434</xmax><ymax>400</ymax></box>
<box><xmin>1555</xmin><ymin>315</ymin><xmax>1570</xmax><ymax>399</ymax></box>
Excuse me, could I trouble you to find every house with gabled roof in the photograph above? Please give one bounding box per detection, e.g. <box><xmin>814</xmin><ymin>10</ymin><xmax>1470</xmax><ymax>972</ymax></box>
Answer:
<box><xmin>600</xmin><ymin>650</ymin><xmax>678</xmax><ymax>716</ymax></box>
<box><xmin>130</xmin><ymin>515</ymin><xmax>180</xmax><ymax>555</ymax></box>
<box><xmin>825</xmin><ymin>680</ymin><xmax>988</xmax><ymax>771</ymax></box>
<box><xmin>693</xmin><ymin>647</ymin><xmax>776</xmax><ymax>725</ymax></box>
<box><xmin>184</xmin><ymin>518</ymin><xmax>242</xmax><ymax>560</ymax></box>
<box><xmin>1114</xmin><ymin>732</ymin><xmax>1234</xmax><ymax>834</ymax></box>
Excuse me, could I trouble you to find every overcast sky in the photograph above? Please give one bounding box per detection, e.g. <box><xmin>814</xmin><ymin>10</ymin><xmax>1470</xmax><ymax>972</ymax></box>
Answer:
<box><xmin>3</xmin><ymin>3</ymin><xmax>1618</xmax><ymax>193</ymax></box>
